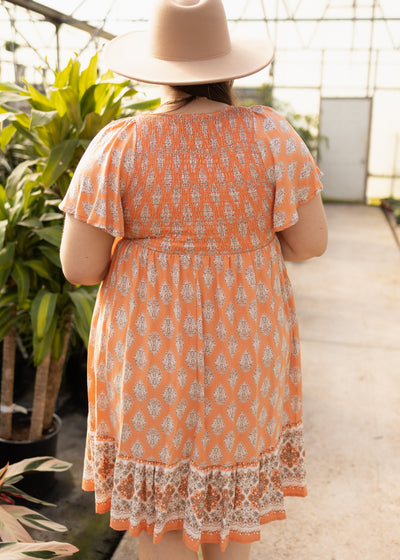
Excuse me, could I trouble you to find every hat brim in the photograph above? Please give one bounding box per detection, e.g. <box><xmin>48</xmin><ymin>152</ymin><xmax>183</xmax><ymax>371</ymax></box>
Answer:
<box><xmin>103</xmin><ymin>31</ymin><xmax>274</xmax><ymax>85</ymax></box>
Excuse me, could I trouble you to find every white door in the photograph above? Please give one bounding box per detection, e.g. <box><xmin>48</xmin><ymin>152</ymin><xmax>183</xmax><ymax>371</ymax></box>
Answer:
<box><xmin>318</xmin><ymin>98</ymin><xmax>372</xmax><ymax>202</ymax></box>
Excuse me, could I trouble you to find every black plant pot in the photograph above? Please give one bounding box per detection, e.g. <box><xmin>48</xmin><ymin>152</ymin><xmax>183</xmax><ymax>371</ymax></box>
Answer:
<box><xmin>0</xmin><ymin>412</ymin><xmax>62</xmax><ymax>498</ymax></box>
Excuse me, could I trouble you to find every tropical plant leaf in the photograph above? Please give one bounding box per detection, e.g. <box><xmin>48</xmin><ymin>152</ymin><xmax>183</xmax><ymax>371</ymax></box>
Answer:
<box><xmin>38</xmin><ymin>246</ymin><xmax>61</xmax><ymax>268</ymax></box>
<box><xmin>0</xmin><ymin>111</ymin><xmax>16</xmax><ymax>124</ymax></box>
<box><xmin>0</xmin><ymin>291</ymin><xmax>18</xmax><ymax>309</ymax></box>
<box><xmin>0</xmin><ymin>186</ymin><xmax>6</xmax><ymax>219</ymax></box>
<box><xmin>18</xmin><ymin>218</ymin><xmax>43</xmax><ymax>229</ymax></box>
<box><xmin>0</xmin><ymin>219</ymin><xmax>7</xmax><ymax>250</ymax></box>
<box><xmin>34</xmin><ymin>225</ymin><xmax>63</xmax><ymax>247</ymax></box>
<box><xmin>79</xmin><ymin>53</ymin><xmax>98</xmax><ymax>99</ymax></box>
<box><xmin>0</xmin><ymin>123</ymin><xmax>16</xmax><ymax>150</ymax></box>
<box><xmin>51</xmin><ymin>324</ymin><xmax>64</xmax><ymax>361</ymax></box>
<box><xmin>80</xmin><ymin>112</ymin><xmax>102</xmax><ymax>139</ymax></box>
<box><xmin>40</xmin><ymin>213</ymin><xmax>64</xmax><ymax>222</ymax></box>
<box><xmin>124</xmin><ymin>97</ymin><xmax>161</xmax><ymax>113</ymax></box>
<box><xmin>30</xmin><ymin>290</ymin><xmax>58</xmax><ymax>340</ymax></box>
<box><xmin>69</xmin><ymin>288</ymin><xmax>96</xmax><ymax>347</ymax></box>
<box><xmin>1</xmin><ymin>485</ymin><xmax>55</xmax><ymax>508</ymax></box>
<box><xmin>0</xmin><ymin>540</ymin><xmax>78</xmax><ymax>559</ymax></box>
<box><xmin>0</xmin><ymin>505</ymin><xmax>33</xmax><ymax>542</ymax></box>
<box><xmin>41</xmin><ymin>139</ymin><xmax>79</xmax><ymax>189</ymax></box>
<box><xmin>0</xmin><ymin>242</ymin><xmax>15</xmax><ymax>291</ymax></box>
<box><xmin>25</xmin><ymin>260</ymin><xmax>53</xmax><ymax>281</ymax></box>
<box><xmin>30</xmin><ymin>110</ymin><xmax>58</xmax><ymax>130</ymax></box>
<box><xmin>6</xmin><ymin>457</ymin><xmax>72</xmax><ymax>479</ymax></box>
<box><xmin>54</xmin><ymin>58</ymin><xmax>73</xmax><ymax>89</ymax></box>
<box><xmin>6</xmin><ymin>159</ymin><xmax>40</xmax><ymax>199</ymax></box>
<box><xmin>2</xmin><ymin>506</ymin><xmax>68</xmax><ymax>533</ymax></box>
<box><xmin>0</xmin><ymin>92</ymin><xmax>28</xmax><ymax>106</ymax></box>
<box><xmin>32</xmin><ymin>313</ymin><xmax>57</xmax><ymax>366</ymax></box>
<box><xmin>27</xmin><ymin>84</ymin><xmax>53</xmax><ymax>111</ymax></box>
<box><xmin>11</xmin><ymin>259</ymin><xmax>31</xmax><ymax>305</ymax></box>
<box><xmin>0</xmin><ymin>313</ymin><xmax>18</xmax><ymax>342</ymax></box>
<box><xmin>0</xmin><ymin>82</ymin><xmax>30</xmax><ymax>94</ymax></box>
<box><xmin>0</xmin><ymin>462</ymin><xmax>8</xmax><ymax>487</ymax></box>
<box><xmin>51</xmin><ymin>88</ymin><xmax>81</xmax><ymax>129</ymax></box>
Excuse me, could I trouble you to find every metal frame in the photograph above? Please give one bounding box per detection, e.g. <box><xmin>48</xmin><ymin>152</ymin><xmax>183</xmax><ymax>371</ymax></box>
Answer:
<box><xmin>0</xmin><ymin>0</ymin><xmax>399</xmax><ymax>198</ymax></box>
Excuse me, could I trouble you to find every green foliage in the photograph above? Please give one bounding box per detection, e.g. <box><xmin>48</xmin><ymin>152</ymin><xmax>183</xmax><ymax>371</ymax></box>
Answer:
<box><xmin>0</xmin><ymin>54</ymin><xmax>148</xmax><ymax>364</ymax></box>
<box><xmin>240</xmin><ymin>83</ymin><xmax>323</xmax><ymax>159</ymax></box>
<box><xmin>0</xmin><ymin>457</ymin><xmax>78</xmax><ymax>559</ymax></box>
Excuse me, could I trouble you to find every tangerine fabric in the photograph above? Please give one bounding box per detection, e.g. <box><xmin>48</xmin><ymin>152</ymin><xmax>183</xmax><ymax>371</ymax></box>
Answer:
<box><xmin>60</xmin><ymin>105</ymin><xmax>323</xmax><ymax>551</ymax></box>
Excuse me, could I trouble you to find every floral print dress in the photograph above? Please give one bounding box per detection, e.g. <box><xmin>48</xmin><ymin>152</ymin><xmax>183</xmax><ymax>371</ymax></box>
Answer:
<box><xmin>60</xmin><ymin>105</ymin><xmax>323</xmax><ymax>551</ymax></box>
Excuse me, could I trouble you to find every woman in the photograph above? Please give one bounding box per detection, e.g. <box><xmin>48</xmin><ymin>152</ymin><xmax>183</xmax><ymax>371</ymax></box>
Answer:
<box><xmin>60</xmin><ymin>1</ymin><xmax>328</xmax><ymax>559</ymax></box>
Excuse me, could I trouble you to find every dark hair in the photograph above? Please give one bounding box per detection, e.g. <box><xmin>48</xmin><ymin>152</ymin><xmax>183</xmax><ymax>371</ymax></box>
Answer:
<box><xmin>157</xmin><ymin>80</ymin><xmax>235</xmax><ymax>113</ymax></box>
<box><xmin>176</xmin><ymin>81</ymin><xmax>234</xmax><ymax>106</ymax></box>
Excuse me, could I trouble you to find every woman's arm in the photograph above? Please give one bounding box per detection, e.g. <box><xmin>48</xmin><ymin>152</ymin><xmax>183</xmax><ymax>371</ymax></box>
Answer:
<box><xmin>60</xmin><ymin>214</ymin><xmax>115</xmax><ymax>285</ymax></box>
<box><xmin>276</xmin><ymin>194</ymin><xmax>328</xmax><ymax>261</ymax></box>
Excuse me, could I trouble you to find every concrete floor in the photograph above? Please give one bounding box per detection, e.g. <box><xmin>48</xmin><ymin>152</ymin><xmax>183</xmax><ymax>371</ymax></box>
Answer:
<box><xmin>52</xmin><ymin>203</ymin><xmax>400</xmax><ymax>560</ymax></box>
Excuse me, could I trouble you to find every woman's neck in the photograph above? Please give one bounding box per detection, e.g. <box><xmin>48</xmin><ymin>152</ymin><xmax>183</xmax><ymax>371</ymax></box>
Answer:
<box><xmin>157</xmin><ymin>85</ymin><xmax>229</xmax><ymax>115</ymax></box>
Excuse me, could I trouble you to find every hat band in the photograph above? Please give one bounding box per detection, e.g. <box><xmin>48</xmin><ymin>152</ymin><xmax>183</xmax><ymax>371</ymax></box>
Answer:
<box><xmin>152</xmin><ymin>44</ymin><xmax>231</xmax><ymax>63</ymax></box>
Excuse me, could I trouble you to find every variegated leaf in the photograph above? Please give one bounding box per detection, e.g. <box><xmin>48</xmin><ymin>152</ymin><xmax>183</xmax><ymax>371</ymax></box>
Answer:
<box><xmin>0</xmin><ymin>540</ymin><xmax>78</xmax><ymax>559</ymax></box>
<box><xmin>6</xmin><ymin>457</ymin><xmax>72</xmax><ymax>479</ymax></box>
<box><xmin>0</xmin><ymin>505</ymin><xmax>33</xmax><ymax>542</ymax></box>
<box><xmin>1</xmin><ymin>506</ymin><xmax>67</xmax><ymax>533</ymax></box>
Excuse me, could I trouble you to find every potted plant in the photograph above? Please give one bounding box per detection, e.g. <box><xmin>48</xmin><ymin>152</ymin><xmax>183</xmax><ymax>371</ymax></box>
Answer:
<box><xmin>0</xmin><ymin>455</ymin><xmax>78</xmax><ymax>559</ymax></box>
<box><xmin>0</xmin><ymin>55</ymin><xmax>159</xmax><ymax>454</ymax></box>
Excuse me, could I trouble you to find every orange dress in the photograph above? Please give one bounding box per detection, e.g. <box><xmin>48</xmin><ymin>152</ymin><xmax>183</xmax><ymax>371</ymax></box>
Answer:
<box><xmin>60</xmin><ymin>105</ymin><xmax>323</xmax><ymax>552</ymax></box>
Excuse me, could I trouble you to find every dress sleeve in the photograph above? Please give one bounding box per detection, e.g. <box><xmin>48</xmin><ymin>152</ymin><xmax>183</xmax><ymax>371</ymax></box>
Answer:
<box><xmin>59</xmin><ymin>118</ymin><xmax>136</xmax><ymax>237</ymax></box>
<box><xmin>252</xmin><ymin>106</ymin><xmax>323</xmax><ymax>232</ymax></box>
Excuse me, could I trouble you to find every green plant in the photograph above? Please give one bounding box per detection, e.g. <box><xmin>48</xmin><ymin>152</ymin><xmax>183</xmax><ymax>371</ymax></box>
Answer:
<box><xmin>239</xmin><ymin>83</ymin><xmax>323</xmax><ymax>159</ymax></box>
<box><xmin>0</xmin><ymin>456</ymin><xmax>78</xmax><ymax>559</ymax></box>
<box><xmin>0</xmin><ymin>54</ymin><xmax>159</xmax><ymax>442</ymax></box>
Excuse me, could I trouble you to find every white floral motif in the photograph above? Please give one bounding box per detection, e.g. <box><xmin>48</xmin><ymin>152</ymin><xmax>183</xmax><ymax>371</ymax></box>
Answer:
<box><xmin>147</xmin><ymin>297</ymin><xmax>160</xmax><ymax>320</ymax></box>
<box><xmin>133</xmin><ymin>380</ymin><xmax>147</xmax><ymax>402</ymax></box>
<box><xmin>300</xmin><ymin>161</ymin><xmax>313</xmax><ymax>180</ymax></box>
<box><xmin>209</xmin><ymin>445</ymin><xmax>223</xmax><ymax>464</ymax></box>
<box><xmin>132</xmin><ymin>410</ymin><xmax>146</xmax><ymax>432</ymax></box>
<box><xmin>147</xmin><ymin>332</ymin><xmax>162</xmax><ymax>355</ymax></box>
<box><xmin>237</xmin><ymin>318</ymin><xmax>252</xmax><ymax>340</ymax></box>
<box><xmin>180</xmin><ymin>281</ymin><xmax>195</xmax><ymax>303</ymax></box>
<box><xmin>147</xmin><ymin>398</ymin><xmax>162</xmax><ymax>419</ymax></box>
<box><xmin>161</xmin><ymin>316</ymin><xmax>175</xmax><ymax>339</ymax></box>
<box><xmin>163</xmin><ymin>384</ymin><xmax>178</xmax><ymax>405</ymax></box>
<box><xmin>237</xmin><ymin>382</ymin><xmax>252</xmax><ymax>403</ymax></box>
<box><xmin>239</xmin><ymin>350</ymin><xmax>254</xmax><ymax>372</ymax></box>
<box><xmin>202</xmin><ymin>300</ymin><xmax>215</xmax><ymax>323</ymax></box>
<box><xmin>162</xmin><ymin>351</ymin><xmax>176</xmax><ymax>373</ymax></box>
<box><xmin>146</xmin><ymin>428</ymin><xmax>160</xmax><ymax>449</ymax></box>
<box><xmin>147</xmin><ymin>366</ymin><xmax>162</xmax><ymax>388</ymax></box>
<box><xmin>236</xmin><ymin>412</ymin><xmax>250</xmax><ymax>433</ymax></box>
<box><xmin>211</xmin><ymin>415</ymin><xmax>225</xmax><ymax>435</ymax></box>
<box><xmin>213</xmin><ymin>384</ymin><xmax>227</xmax><ymax>405</ymax></box>
<box><xmin>183</xmin><ymin>314</ymin><xmax>197</xmax><ymax>337</ymax></box>
<box><xmin>135</xmin><ymin>313</ymin><xmax>147</xmax><ymax>336</ymax></box>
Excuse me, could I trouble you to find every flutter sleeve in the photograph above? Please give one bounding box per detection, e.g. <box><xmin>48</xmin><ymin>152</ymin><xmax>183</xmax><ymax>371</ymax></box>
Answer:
<box><xmin>253</xmin><ymin>106</ymin><xmax>323</xmax><ymax>232</ymax></box>
<box><xmin>59</xmin><ymin>118</ymin><xmax>136</xmax><ymax>237</ymax></box>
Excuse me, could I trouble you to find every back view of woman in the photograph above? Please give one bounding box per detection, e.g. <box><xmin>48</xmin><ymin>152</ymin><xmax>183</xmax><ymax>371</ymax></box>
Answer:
<box><xmin>60</xmin><ymin>1</ymin><xmax>328</xmax><ymax>559</ymax></box>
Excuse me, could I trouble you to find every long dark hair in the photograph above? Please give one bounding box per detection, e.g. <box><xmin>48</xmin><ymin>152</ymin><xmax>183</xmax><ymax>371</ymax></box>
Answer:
<box><xmin>158</xmin><ymin>81</ymin><xmax>234</xmax><ymax>112</ymax></box>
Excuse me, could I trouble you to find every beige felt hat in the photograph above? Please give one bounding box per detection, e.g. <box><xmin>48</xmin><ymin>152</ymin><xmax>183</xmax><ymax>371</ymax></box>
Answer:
<box><xmin>103</xmin><ymin>0</ymin><xmax>274</xmax><ymax>85</ymax></box>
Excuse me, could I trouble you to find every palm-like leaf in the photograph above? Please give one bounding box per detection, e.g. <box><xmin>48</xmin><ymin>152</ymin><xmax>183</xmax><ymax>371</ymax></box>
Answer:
<box><xmin>0</xmin><ymin>541</ymin><xmax>78</xmax><ymax>559</ymax></box>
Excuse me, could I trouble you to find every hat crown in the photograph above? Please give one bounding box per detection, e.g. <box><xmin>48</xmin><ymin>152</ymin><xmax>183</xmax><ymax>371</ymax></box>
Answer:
<box><xmin>150</xmin><ymin>0</ymin><xmax>231</xmax><ymax>62</ymax></box>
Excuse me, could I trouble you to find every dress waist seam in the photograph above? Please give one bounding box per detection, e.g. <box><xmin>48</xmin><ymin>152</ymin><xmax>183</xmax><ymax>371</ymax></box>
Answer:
<box><xmin>118</xmin><ymin>236</ymin><xmax>276</xmax><ymax>256</ymax></box>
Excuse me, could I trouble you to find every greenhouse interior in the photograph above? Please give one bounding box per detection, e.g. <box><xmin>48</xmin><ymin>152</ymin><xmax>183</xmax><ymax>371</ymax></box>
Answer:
<box><xmin>0</xmin><ymin>2</ymin><xmax>399</xmax><ymax>560</ymax></box>
<box><xmin>1</xmin><ymin>0</ymin><xmax>400</xmax><ymax>203</ymax></box>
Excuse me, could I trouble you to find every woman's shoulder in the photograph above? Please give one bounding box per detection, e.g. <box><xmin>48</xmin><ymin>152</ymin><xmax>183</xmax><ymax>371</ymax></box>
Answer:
<box><xmin>91</xmin><ymin>116</ymin><xmax>137</xmax><ymax>148</ymax></box>
<box><xmin>245</xmin><ymin>105</ymin><xmax>293</xmax><ymax>133</ymax></box>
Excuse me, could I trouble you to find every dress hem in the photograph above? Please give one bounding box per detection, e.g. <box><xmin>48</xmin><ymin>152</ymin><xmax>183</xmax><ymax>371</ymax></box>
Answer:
<box><xmin>82</xmin><ymin>482</ymin><xmax>307</xmax><ymax>552</ymax></box>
